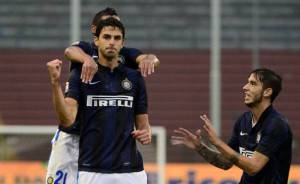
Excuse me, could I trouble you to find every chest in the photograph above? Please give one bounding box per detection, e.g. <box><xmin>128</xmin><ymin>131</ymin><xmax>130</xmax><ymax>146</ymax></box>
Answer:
<box><xmin>83</xmin><ymin>72</ymin><xmax>136</xmax><ymax>94</ymax></box>
<box><xmin>237</xmin><ymin>123</ymin><xmax>264</xmax><ymax>157</ymax></box>
<box><xmin>80</xmin><ymin>72</ymin><xmax>137</xmax><ymax>108</ymax></box>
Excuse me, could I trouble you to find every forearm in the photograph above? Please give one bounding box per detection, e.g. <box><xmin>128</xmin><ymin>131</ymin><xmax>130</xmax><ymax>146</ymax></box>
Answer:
<box><xmin>64</xmin><ymin>46</ymin><xmax>90</xmax><ymax>64</ymax></box>
<box><xmin>214</xmin><ymin>141</ymin><xmax>261</xmax><ymax>175</ymax></box>
<box><xmin>195</xmin><ymin>143</ymin><xmax>233</xmax><ymax>170</ymax></box>
<box><xmin>51</xmin><ymin>83</ymin><xmax>75</xmax><ymax>127</ymax></box>
<box><xmin>136</xmin><ymin>115</ymin><xmax>151</xmax><ymax>133</ymax></box>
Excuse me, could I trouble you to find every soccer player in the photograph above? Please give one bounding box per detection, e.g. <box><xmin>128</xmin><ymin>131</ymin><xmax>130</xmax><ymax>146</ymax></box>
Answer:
<box><xmin>171</xmin><ymin>68</ymin><xmax>292</xmax><ymax>183</ymax></box>
<box><xmin>45</xmin><ymin>7</ymin><xmax>158</xmax><ymax>184</ymax></box>
<box><xmin>47</xmin><ymin>18</ymin><xmax>151</xmax><ymax>184</ymax></box>
<box><xmin>65</xmin><ymin>7</ymin><xmax>160</xmax><ymax>83</ymax></box>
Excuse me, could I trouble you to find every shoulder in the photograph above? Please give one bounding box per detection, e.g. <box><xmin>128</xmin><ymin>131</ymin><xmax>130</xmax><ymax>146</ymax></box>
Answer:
<box><xmin>123</xmin><ymin>66</ymin><xmax>142</xmax><ymax>77</ymax></box>
<box><xmin>71</xmin><ymin>40</ymin><xmax>91</xmax><ymax>46</ymax></box>
<box><xmin>71</xmin><ymin>41</ymin><xmax>95</xmax><ymax>52</ymax></box>
<box><xmin>120</xmin><ymin>46</ymin><xmax>139</xmax><ymax>52</ymax></box>
<box><xmin>269</xmin><ymin>112</ymin><xmax>290</xmax><ymax>131</ymax></box>
<box><xmin>263</xmin><ymin>110</ymin><xmax>291</xmax><ymax>137</ymax></box>
<box><xmin>121</xmin><ymin>66</ymin><xmax>143</xmax><ymax>84</ymax></box>
<box><xmin>120</xmin><ymin>47</ymin><xmax>142</xmax><ymax>57</ymax></box>
<box><xmin>236</xmin><ymin>111</ymin><xmax>252</xmax><ymax>124</ymax></box>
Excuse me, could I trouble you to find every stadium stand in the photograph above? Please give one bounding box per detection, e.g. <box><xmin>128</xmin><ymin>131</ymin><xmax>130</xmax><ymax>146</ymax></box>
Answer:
<box><xmin>0</xmin><ymin>0</ymin><xmax>300</xmax><ymax>163</ymax></box>
<box><xmin>0</xmin><ymin>50</ymin><xmax>299</xmax><ymax>163</ymax></box>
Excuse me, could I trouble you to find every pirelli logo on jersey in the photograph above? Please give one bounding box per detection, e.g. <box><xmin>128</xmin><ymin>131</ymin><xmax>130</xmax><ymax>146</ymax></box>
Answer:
<box><xmin>239</xmin><ymin>147</ymin><xmax>254</xmax><ymax>158</ymax></box>
<box><xmin>87</xmin><ymin>95</ymin><xmax>133</xmax><ymax>108</ymax></box>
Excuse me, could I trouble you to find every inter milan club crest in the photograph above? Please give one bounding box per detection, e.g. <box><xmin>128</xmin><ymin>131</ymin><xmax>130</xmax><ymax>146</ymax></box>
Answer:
<box><xmin>256</xmin><ymin>132</ymin><xmax>261</xmax><ymax>143</ymax></box>
<box><xmin>118</xmin><ymin>55</ymin><xmax>125</xmax><ymax>64</ymax></box>
<box><xmin>121</xmin><ymin>78</ymin><xmax>132</xmax><ymax>90</ymax></box>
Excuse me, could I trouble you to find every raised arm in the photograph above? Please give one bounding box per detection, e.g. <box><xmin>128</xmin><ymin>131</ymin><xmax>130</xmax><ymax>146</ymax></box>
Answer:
<box><xmin>46</xmin><ymin>59</ymin><xmax>78</xmax><ymax>127</ymax></box>
<box><xmin>200</xmin><ymin>115</ymin><xmax>269</xmax><ymax>175</ymax></box>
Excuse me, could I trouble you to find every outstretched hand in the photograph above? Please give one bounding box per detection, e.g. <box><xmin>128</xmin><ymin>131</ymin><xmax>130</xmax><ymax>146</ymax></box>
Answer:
<box><xmin>171</xmin><ymin>128</ymin><xmax>201</xmax><ymax>150</ymax></box>
<box><xmin>200</xmin><ymin>115</ymin><xmax>221</xmax><ymax>146</ymax></box>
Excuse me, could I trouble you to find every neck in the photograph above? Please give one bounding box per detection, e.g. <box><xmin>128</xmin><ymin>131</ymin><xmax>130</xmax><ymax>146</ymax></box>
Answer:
<box><xmin>250</xmin><ymin>101</ymin><xmax>271</xmax><ymax>122</ymax></box>
<box><xmin>98</xmin><ymin>55</ymin><xmax>119</xmax><ymax>70</ymax></box>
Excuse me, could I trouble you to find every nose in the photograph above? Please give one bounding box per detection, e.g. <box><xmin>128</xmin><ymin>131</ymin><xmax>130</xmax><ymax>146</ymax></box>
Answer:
<box><xmin>243</xmin><ymin>83</ymin><xmax>248</xmax><ymax>91</ymax></box>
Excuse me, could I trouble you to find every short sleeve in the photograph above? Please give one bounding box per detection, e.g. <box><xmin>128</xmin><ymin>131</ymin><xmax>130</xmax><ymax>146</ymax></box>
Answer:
<box><xmin>72</xmin><ymin>41</ymin><xmax>94</xmax><ymax>55</ymax></box>
<box><xmin>120</xmin><ymin>47</ymin><xmax>143</xmax><ymax>69</ymax></box>
<box><xmin>65</xmin><ymin>67</ymin><xmax>81</xmax><ymax>102</ymax></box>
<box><xmin>69</xmin><ymin>41</ymin><xmax>95</xmax><ymax>71</ymax></box>
<box><xmin>134</xmin><ymin>72</ymin><xmax>148</xmax><ymax>114</ymax></box>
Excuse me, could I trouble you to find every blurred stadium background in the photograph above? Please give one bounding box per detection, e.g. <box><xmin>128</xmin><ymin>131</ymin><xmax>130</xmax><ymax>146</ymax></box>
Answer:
<box><xmin>0</xmin><ymin>0</ymin><xmax>299</xmax><ymax>183</ymax></box>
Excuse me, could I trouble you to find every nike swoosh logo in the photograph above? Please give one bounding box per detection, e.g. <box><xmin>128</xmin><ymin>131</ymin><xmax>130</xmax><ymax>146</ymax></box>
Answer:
<box><xmin>240</xmin><ymin>131</ymin><xmax>248</xmax><ymax>136</ymax></box>
<box><xmin>89</xmin><ymin>81</ymin><xmax>101</xmax><ymax>85</ymax></box>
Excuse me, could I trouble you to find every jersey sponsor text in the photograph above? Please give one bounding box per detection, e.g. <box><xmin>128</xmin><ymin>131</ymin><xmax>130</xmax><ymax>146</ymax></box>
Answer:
<box><xmin>87</xmin><ymin>95</ymin><xmax>133</xmax><ymax>108</ymax></box>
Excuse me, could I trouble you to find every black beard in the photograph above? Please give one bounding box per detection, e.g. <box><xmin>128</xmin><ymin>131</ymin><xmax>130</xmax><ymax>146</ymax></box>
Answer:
<box><xmin>102</xmin><ymin>51</ymin><xmax>116</xmax><ymax>61</ymax></box>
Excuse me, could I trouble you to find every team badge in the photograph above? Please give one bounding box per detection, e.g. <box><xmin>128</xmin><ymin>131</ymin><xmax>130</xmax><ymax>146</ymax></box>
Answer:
<box><xmin>256</xmin><ymin>132</ymin><xmax>261</xmax><ymax>143</ymax></box>
<box><xmin>118</xmin><ymin>55</ymin><xmax>125</xmax><ymax>64</ymax></box>
<box><xmin>121</xmin><ymin>78</ymin><xmax>132</xmax><ymax>90</ymax></box>
<box><xmin>46</xmin><ymin>176</ymin><xmax>54</xmax><ymax>184</ymax></box>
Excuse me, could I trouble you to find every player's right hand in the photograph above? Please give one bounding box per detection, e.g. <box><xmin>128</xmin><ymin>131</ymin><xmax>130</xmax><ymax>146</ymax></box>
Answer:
<box><xmin>171</xmin><ymin>127</ymin><xmax>201</xmax><ymax>150</ymax></box>
<box><xmin>46</xmin><ymin>59</ymin><xmax>62</xmax><ymax>84</ymax></box>
<box><xmin>81</xmin><ymin>56</ymin><xmax>98</xmax><ymax>84</ymax></box>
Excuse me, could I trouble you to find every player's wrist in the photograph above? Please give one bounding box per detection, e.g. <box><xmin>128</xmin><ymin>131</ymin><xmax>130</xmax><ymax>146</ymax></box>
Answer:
<box><xmin>50</xmin><ymin>78</ymin><xmax>60</xmax><ymax>86</ymax></box>
<box><xmin>195</xmin><ymin>143</ymin><xmax>205</xmax><ymax>152</ymax></box>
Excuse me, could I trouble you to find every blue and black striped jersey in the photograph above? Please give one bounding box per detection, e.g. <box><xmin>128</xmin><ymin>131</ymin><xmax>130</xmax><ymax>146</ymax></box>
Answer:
<box><xmin>65</xmin><ymin>63</ymin><xmax>147</xmax><ymax>173</ymax></box>
<box><xmin>59</xmin><ymin>41</ymin><xmax>143</xmax><ymax>135</ymax></box>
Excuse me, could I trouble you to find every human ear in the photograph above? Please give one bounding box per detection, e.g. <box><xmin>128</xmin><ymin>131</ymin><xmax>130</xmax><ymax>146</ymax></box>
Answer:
<box><xmin>91</xmin><ymin>25</ymin><xmax>96</xmax><ymax>34</ymax></box>
<box><xmin>94</xmin><ymin>36</ymin><xmax>99</xmax><ymax>46</ymax></box>
<box><xmin>263</xmin><ymin>88</ymin><xmax>273</xmax><ymax>98</ymax></box>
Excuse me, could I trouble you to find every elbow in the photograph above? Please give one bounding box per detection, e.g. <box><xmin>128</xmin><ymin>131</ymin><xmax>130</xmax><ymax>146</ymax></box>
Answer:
<box><xmin>223</xmin><ymin>164</ymin><xmax>233</xmax><ymax>170</ymax></box>
<box><xmin>64</xmin><ymin>47</ymin><xmax>72</xmax><ymax>60</ymax></box>
<box><xmin>217</xmin><ymin>162</ymin><xmax>233</xmax><ymax>170</ymax></box>
<box><xmin>58</xmin><ymin>116</ymin><xmax>75</xmax><ymax>128</ymax></box>
<box><xmin>245</xmin><ymin>166</ymin><xmax>260</xmax><ymax>176</ymax></box>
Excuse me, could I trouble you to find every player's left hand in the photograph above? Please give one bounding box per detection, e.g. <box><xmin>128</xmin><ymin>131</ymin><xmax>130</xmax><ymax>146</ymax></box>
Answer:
<box><xmin>139</xmin><ymin>59</ymin><xmax>154</xmax><ymax>77</ymax></box>
<box><xmin>131</xmin><ymin>129</ymin><xmax>152</xmax><ymax>145</ymax></box>
<box><xmin>138</xmin><ymin>55</ymin><xmax>159</xmax><ymax>77</ymax></box>
<box><xmin>200</xmin><ymin>115</ymin><xmax>221</xmax><ymax>146</ymax></box>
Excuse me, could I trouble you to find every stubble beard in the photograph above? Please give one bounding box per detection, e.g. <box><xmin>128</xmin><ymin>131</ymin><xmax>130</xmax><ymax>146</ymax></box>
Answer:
<box><xmin>100</xmin><ymin>49</ymin><xmax>117</xmax><ymax>62</ymax></box>
<box><xmin>245</xmin><ymin>91</ymin><xmax>263</xmax><ymax>108</ymax></box>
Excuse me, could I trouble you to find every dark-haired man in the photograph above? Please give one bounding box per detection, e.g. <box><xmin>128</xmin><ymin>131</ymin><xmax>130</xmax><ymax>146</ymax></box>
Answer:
<box><xmin>45</xmin><ymin>8</ymin><xmax>157</xmax><ymax>184</ymax></box>
<box><xmin>172</xmin><ymin>68</ymin><xmax>292</xmax><ymax>184</ymax></box>
<box><xmin>65</xmin><ymin>7</ymin><xmax>159</xmax><ymax>83</ymax></box>
<box><xmin>47</xmin><ymin>18</ymin><xmax>150</xmax><ymax>184</ymax></box>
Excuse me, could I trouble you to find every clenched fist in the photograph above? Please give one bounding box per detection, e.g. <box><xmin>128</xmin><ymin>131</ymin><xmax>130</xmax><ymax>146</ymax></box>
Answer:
<box><xmin>47</xmin><ymin>59</ymin><xmax>62</xmax><ymax>85</ymax></box>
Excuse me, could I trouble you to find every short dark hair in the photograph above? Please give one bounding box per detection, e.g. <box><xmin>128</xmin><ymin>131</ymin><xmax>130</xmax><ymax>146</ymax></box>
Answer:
<box><xmin>250</xmin><ymin>68</ymin><xmax>282</xmax><ymax>102</ymax></box>
<box><xmin>95</xmin><ymin>17</ymin><xmax>125</xmax><ymax>39</ymax></box>
<box><xmin>92</xmin><ymin>7</ymin><xmax>118</xmax><ymax>26</ymax></box>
